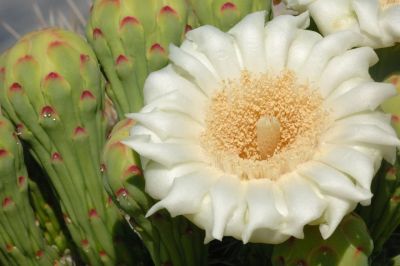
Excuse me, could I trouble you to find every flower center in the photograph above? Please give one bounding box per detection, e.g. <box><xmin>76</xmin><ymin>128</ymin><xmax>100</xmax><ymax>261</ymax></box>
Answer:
<box><xmin>380</xmin><ymin>0</ymin><xmax>400</xmax><ymax>9</ymax></box>
<box><xmin>201</xmin><ymin>71</ymin><xmax>331</xmax><ymax>180</ymax></box>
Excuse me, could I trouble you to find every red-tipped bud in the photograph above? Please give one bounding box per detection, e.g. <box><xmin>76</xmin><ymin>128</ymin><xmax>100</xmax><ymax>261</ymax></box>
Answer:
<box><xmin>120</xmin><ymin>16</ymin><xmax>140</xmax><ymax>28</ymax></box>
<box><xmin>80</xmin><ymin>54</ymin><xmax>90</xmax><ymax>63</ymax></box>
<box><xmin>150</xmin><ymin>43</ymin><xmax>165</xmax><ymax>53</ymax></box>
<box><xmin>36</xmin><ymin>250</ymin><xmax>44</xmax><ymax>258</ymax></box>
<box><xmin>17</xmin><ymin>55</ymin><xmax>33</xmax><ymax>63</ymax></box>
<box><xmin>221</xmin><ymin>2</ymin><xmax>236</xmax><ymax>11</ymax></box>
<box><xmin>18</xmin><ymin>176</ymin><xmax>25</xmax><ymax>186</ymax></box>
<box><xmin>9</xmin><ymin>82</ymin><xmax>22</xmax><ymax>92</ymax></box>
<box><xmin>185</xmin><ymin>24</ymin><xmax>193</xmax><ymax>33</ymax></box>
<box><xmin>89</xmin><ymin>209</ymin><xmax>98</xmax><ymax>218</ymax></box>
<box><xmin>41</xmin><ymin>106</ymin><xmax>55</xmax><ymax>118</ymax></box>
<box><xmin>99</xmin><ymin>250</ymin><xmax>107</xmax><ymax>257</ymax></box>
<box><xmin>116</xmin><ymin>188</ymin><xmax>128</xmax><ymax>198</ymax></box>
<box><xmin>6</xmin><ymin>244</ymin><xmax>13</xmax><ymax>252</ymax></box>
<box><xmin>81</xmin><ymin>239</ymin><xmax>89</xmax><ymax>247</ymax></box>
<box><xmin>2</xmin><ymin>197</ymin><xmax>12</xmax><ymax>208</ymax></box>
<box><xmin>45</xmin><ymin>72</ymin><xmax>60</xmax><ymax>81</ymax></box>
<box><xmin>74</xmin><ymin>126</ymin><xmax>86</xmax><ymax>136</ymax></box>
<box><xmin>51</xmin><ymin>152</ymin><xmax>62</xmax><ymax>161</ymax></box>
<box><xmin>0</xmin><ymin>149</ymin><xmax>8</xmax><ymax>157</ymax></box>
<box><xmin>116</xmin><ymin>55</ymin><xmax>128</xmax><ymax>65</ymax></box>
<box><xmin>160</xmin><ymin>5</ymin><xmax>177</xmax><ymax>15</ymax></box>
<box><xmin>93</xmin><ymin>28</ymin><xmax>103</xmax><ymax>39</ymax></box>
<box><xmin>49</xmin><ymin>40</ymin><xmax>64</xmax><ymax>48</ymax></box>
<box><xmin>81</xmin><ymin>90</ymin><xmax>95</xmax><ymax>100</ymax></box>
<box><xmin>125</xmin><ymin>164</ymin><xmax>142</xmax><ymax>176</ymax></box>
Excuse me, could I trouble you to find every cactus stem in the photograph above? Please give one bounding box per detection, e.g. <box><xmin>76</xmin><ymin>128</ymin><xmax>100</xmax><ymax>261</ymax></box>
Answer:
<box><xmin>120</xmin><ymin>16</ymin><xmax>140</xmax><ymax>27</ymax></box>
<box><xmin>2</xmin><ymin>197</ymin><xmax>12</xmax><ymax>208</ymax></box>
<box><xmin>221</xmin><ymin>2</ymin><xmax>237</xmax><ymax>12</ymax></box>
<box><xmin>150</xmin><ymin>43</ymin><xmax>165</xmax><ymax>53</ymax></box>
<box><xmin>116</xmin><ymin>55</ymin><xmax>128</xmax><ymax>65</ymax></box>
<box><xmin>9</xmin><ymin>82</ymin><xmax>22</xmax><ymax>92</ymax></box>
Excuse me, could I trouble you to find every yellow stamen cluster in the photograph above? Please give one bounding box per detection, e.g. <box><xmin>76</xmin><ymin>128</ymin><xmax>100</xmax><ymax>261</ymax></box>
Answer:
<box><xmin>201</xmin><ymin>71</ymin><xmax>331</xmax><ymax>180</ymax></box>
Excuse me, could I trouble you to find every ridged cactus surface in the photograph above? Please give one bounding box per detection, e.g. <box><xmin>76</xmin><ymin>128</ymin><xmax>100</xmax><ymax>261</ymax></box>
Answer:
<box><xmin>0</xmin><ymin>28</ymin><xmax>134</xmax><ymax>265</ymax></box>
<box><xmin>103</xmin><ymin>119</ymin><xmax>207</xmax><ymax>266</ymax></box>
<box><xmin>272</xmin><ymin>214</ymin><xmax>373</xmax><ymax>266</ymax></box>
<box><xmin>0</xmin><ymin>115</ymin><xmax>66</xmax><ymax>266</ymax></box>
<box><xmin>188</xmin><ymin>0</ymin><xmax>271</xmax><ymax>31</ymax></box>
<box><xmin>87</xmin><ymin>0</ymin><xmax>189</xmax><ymax>118</ymax></box>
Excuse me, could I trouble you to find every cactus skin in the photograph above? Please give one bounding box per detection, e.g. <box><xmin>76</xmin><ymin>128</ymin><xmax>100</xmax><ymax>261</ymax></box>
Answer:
<box><xmin>188</xmin><ymin>0</ymin><xmax>271</xmax><ymax>32</ymax></box>
<box><xmin>103</xmin><ymin>119</ymin><xmax>208</xmax><ymax>266</ymax></box>
<box><xmin>86</xmin><ymin>0</ymin><xmax>189</xmax><ymax>118</ymax></box>
<box><xmin>272</xmin><ymin>214</ymin><xmax>373</xmax><ymax>266</ymax></box>
<box><xmin>0</xmin><ymin>115</ymin><xmax>65</xmax><ymax>266</ymax></box>
<box><xmin>0</xmin><ymin>29</ymin><xmax>135</xmax><ymax>265</ymax></box>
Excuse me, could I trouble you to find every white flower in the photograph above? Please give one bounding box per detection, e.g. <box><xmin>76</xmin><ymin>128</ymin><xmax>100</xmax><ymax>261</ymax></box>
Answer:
<box><xmin>284</xmin><ymin>0</ymin><xmax>400</xmax><ymax>48</ymax></box>
<box><xmin>124</xmin><ymin>11</ymin><xmax>399</xmax><ymax>244</ymax></box>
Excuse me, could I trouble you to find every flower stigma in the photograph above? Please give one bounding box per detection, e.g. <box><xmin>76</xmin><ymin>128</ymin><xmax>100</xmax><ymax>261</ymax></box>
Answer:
<box><xmin>201</xmin><ymin>71</ymin><xmax>332</xmax><ymax>181</ymax></box>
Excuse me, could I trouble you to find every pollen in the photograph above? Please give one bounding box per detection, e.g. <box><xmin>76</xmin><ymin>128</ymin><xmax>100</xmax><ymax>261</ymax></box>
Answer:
<box><xmin>380</xmin><ymin>0</ymin><xmax>400</xmax><ymax>9</ymax></box>
<box><xmin>201</xmin><ymin>71</ymin><xmax>331</xmax><ymax>180</ymax></box>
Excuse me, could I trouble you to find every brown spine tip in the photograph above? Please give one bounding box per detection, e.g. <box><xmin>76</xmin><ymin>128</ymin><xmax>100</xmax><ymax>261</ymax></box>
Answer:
<box><xmin>41</xmin><ymin>106</ymin><xmax>55</xmax><ymax>117</ymax></box>
<box><xmin>99</xmin><ymin>250</ymin><xmax>107</xmax><ymax>257</ymax></box>
<box><xmin>221</xmin><ymin>2</ymin><xmax>237</xmax><ymax>11</ymax></box>
<box><xmin>18</xmin><ymin>176</ymin><xmax>25</xmax><ymax>186</ymax></box>
<box><xmin>273</xmin><ymin>0</ymin><xmax>282</xmax><ymax>5</ymax></box>
<box><xmin>125</xmin><ymin>164</ymin><xmax>142</xmax><ymax>176</ymax></box>
<box><xmin>150</xmin><ymin>43</ymin><xmax>165</xmax><ymax>53</ymax></box>
<box><xmin>80</xmin><ymin>54</ymin><xmax>90</xmax><ymax>63</ymax></box>
<box><xmin>116</xmin><ymin>54</ymin><xmax>128</xmax><ymax>65</ymax></box>
<box><xmin>49</xmin><ymin>40</ymin><xmax>64</xmax><ymax>48</ymax></box>
<box><xmin>10</xmin><ymin>82</ymin><xmax>22</xmax><ymax>92</ymax></box>
<box><xmin>81</xmin><ymin>90</ymin><xmax>95</xmax><ymax>100</ymax></box>
<box><xmin>81</xmin><ymin>239</ymin><xmax>89</xmax><ymax>247</ymax></box>
<box><xmin>120</xmin><ymin>16</ymin><xmax>140</xmax><ymax>27</ymax></box>
<box><xmin>160</xmin><ymin>5</ymin><xmax>177</xmax><ymax>15</ymax></box>
<box><xmin>388</xmin><ymin>167</ymin><xmax>396</xmax><ymax>175</ymax></box>
<box><xmin>63</xmin><ymin>213</ymin><xmax>72</xmax><ymax>224</ymax></box>
<box><xmin>391</xmin><ymin>114</ymin><xmax>400</xmax><ymax>123</ymax></box>
<box><xmin>391</xmin><ymin>195</ymin><xmax>400</xmax><ymax>202</ymax></box>
<box><xmin>100</xmin><ymin>163</ymin><xmax>106</xmax><ymax>173</ymax></box>
<box><xmin>17</xmin><ymin>55</ymin><xmax>33</xmax><ymax>63</ymax></box>
<box><xmin>45</xmin><ymin>72</ymin><xmax>60</xmax><ymax>81</ymax></box>
<box><xmin>185</xmin><ymin>24</ymin><xmax>193</xmax><ymax>33</ymax></box>
<box><xmin>6</xmin><ymin>244</ymin><xmax>13</xmax><ymax>252</ymax></box>
<box><xmin>0</xmin><ymin>149</ymin><xmax>8</xmax><ymax>157</ymax></box>
<box><xmin>51</xmin><ymin>152</ymin><xmax>62</xmax><ymax>161</ymax></box>
<box><xmin>0</xmin><ymin>67</ymin><xmax>5</xmax><ymax>74</ymax></box>
<box><xmin>35</xmin><ymin>250</ymin><xmax>44</xmax><ymax>258</ymax></box>
<box><xmin>93</xmin><ymin>28</ymin><xmax>103</xmax><ymax>39</ymax></box>
<box><xmin>116</xmin><ymin>188</ymin><xmax>128</xmax><ymax>198</ymax></box>
<box><xmin>2</xmin><ymin>197</ymin><xmax>12</xmax><ymax>208</ymax></box>
<box><xmin>89</xmin><ymin>208</ymin><xmax>98</xmax><ymax>218</ymax></box>
<box><xmin>74</xmin><ymin>126</ymin><xmax>86</xmax><ymax>136</ymax></box>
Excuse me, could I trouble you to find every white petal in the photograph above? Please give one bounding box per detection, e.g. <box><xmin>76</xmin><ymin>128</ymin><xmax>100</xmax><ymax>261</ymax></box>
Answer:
<box><xmin>316</xmin><ymin>145</ymin><xmax>375</xmax><ymax>189</ymax></box>
<box><xmin>123</xmin><ymin>138</ymin><xmax>206</xmax><ymax>167</ymax></box>
<box><xmin>381</xmin><ymin>7</ymin><xmax>400</xmax><ymax>43</ymax></box>
<box><xmin>140</xmin><ymin>89</ymin><xmax>207</xmax><ymax>124</ymax></box>
<box><xmin>229</xmin><ymin>11</ymin><xmax>267</xmax><ymax>73</ymax></box>
<box><xmin>299</xmin><ymin>30</ymin><xmax>363</xmax><ymax>82</ymax></box>
<box><xmin>185</xmin><ymin>26</ymin><xmax>241</xmax><ymax>79</ymax></box>
<box><xmin>265</xmin><ymin>12</ymin><xmax>310</xmax><ymax>73</ymax></box>
<box><xmin>319</xmin><ymin>196</ymin><xmax>356</xmax><ymax>239</ymax></box>
<box><xmin>327</xmin><ymin>77</ymin><xmax>372</xmax><ymax>101</ymax></box>
<box><xmin>326</xmin><ymin>82</ymin><xmax>396</xmax><ymax>119</ymax></box>
<box><xmin>129</xmin><ymin>124</ymin><xmax>161</xmax><ymax>143</ymax></box>
<box><xmin>308</xmin><ymin>0</ymin><xmax>359</xmax><ymax>35</ymax></box>
<box><xmin>127</xmin><ymin>111</ymin><xmax>203</xmax><ymax>140</ymax></box>
<box><xmin>318</xmin><ymin>47</ymin><xmax>378</xmax><ymax>97</ymax></box>
<box><xmin>224</xmin><ymin>202</ymin><xmax>247</xmax><ymax>240</ymax></box>
<box><xmin>146</xmin><ymin>170</ymin><xmax>217</xmax><ymax>217</ymax></box>
<box><xmin>209</xmin><ymin>175</ymin><xmax>243</xmax><ymax>240</ymax></box>
<box><xmin>243</xmin><ymin>179</ymin><xmax>284</xmax><ymax>243</ymax></box>
<box><xmin>334</xmin><ymin>112</ymin><xmax>394</xmax><ymax>135</ymax></box>
<box><xmin>352</xmin><ymin>0</ymin><xmax>381</xmax><ymax>36</ymax></box>
<box><xmin>286</xmin><ymin>29</ymin><xmax>322</xmax><ymax>71</ymax></box>
<box><xmin>143</xmin><ymin>65</ymin><xmax>204</xmax><ymax>104</ymax></box>
<box><xmin>169</xmin><ymin>44</ymin><xmax>220</xmax><ymax>97</ymax></box>
<box><xmin>322</xmin><ymin>124</ymin><xmax>400</xmax><ymax>146</ymax></box>
<box><xmin>144</xmin><ymin>162</ymin><xmax>206</xmax><ymax>199</ymax></box>
<box><xmin>278</xmin><ymin>173</ymin><xmax>326</xmax><ymax>238</ymax></box>
<box><xmin>298</xmin><ymin>161</ymin><xmax>372</xmax><ymax>201</ymax></box>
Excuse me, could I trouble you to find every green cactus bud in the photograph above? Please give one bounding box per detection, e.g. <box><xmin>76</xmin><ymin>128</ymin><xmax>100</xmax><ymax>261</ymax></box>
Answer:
<box><xmin>0</xmin><ymin>28</ymin><xmax>132</xmax><ymax>265</ymax></box>
<box><xmin>188</xmin><ymin>0</ymin><xmax>272</xmax><ymax>32</ymax></box>
<box><xmin>381</xmin><ymin>74</ymin><xmax>400</xmax><ymax>136</ymax></box>
<box><xmin>272</xmin><ymin>214</ymin><xmax>373</xmax><ymax>266</ymax></box>
<box><xmin>0</xmin><ymin>115</ymin><xmax>64</xmax><ymax>266</ymax></box>
<box><xmin>103</xmin><ymin>119</ymin><xmax>208</xmax><ymax>266</ymax></box>
<box><xmin>87</xmin><ymin>0</ymin><xmax>189</xmax><ymax>118</ymax></box>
